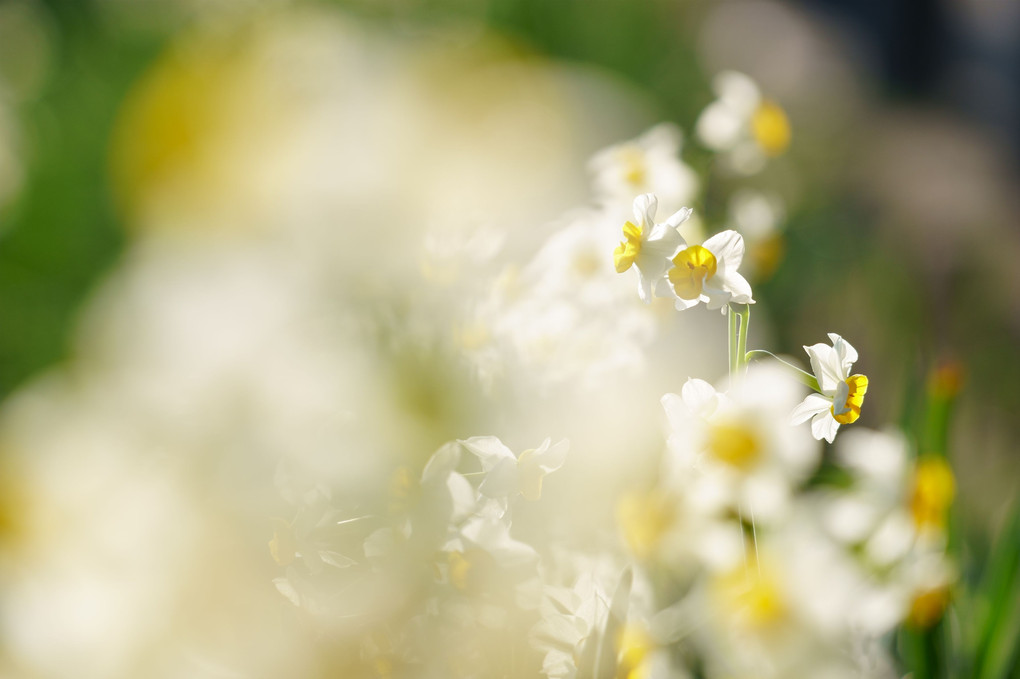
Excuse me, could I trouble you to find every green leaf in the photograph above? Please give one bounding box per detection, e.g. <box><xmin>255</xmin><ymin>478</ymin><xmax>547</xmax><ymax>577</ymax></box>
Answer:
<box><xmin>972</xmin><ymin>504</ymin><xmax>1020</xmax><ymax>679</ymax></box>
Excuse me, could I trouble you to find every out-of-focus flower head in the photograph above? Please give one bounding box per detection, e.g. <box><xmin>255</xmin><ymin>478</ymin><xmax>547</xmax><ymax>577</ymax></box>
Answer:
<box><xmin>728</xmin><ymin>188</ymin><xmax>787</xmax><ymax>281</ymax></box>
<box><xmin>589</xmin><ymin>123</ymin><xmax>699</xmax><ymax>218</ymax></box>
<box><xmin>684</xmin><ymin>504</ymin><xmax>907</xmax><ymax>678</ymax></box>
<box><xmin>662</xmin><ymin>365</ymin><xmax>820</xmax><ymax>526</ymax></box>
<box><xmin>695</xmin><ymin>71</ymin><xmax>791</xmax><ymax>175</ymax></box>
<box><xmin>464</xmin><ymin>208</ymin><xmax>659</xmax><ymax>390</ymax></box>
<box><xmin>817</xmin><ymin>428</ymin><xmax>957</xmax><ymax>633</ymax></box>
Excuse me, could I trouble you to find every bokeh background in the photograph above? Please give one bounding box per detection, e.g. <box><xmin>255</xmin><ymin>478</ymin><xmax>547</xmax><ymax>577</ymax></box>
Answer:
<box><xmin>0</xmin><ymin>0</ymin><xmax>1018</xmax><ymax>677</ymax></box>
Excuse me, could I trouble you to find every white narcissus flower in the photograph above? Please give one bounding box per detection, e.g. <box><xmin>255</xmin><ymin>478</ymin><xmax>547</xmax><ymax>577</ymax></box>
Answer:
<box><xmin>791</xmin><ymin>333</ymin><xmax>869</xmax><ymax>443</ymax></box>
<box><xmin>613</xmin><ymin>193</ymin><xmax>690</xmax><ymax>303</ymax></box>
<box><xmin>589</xmin><ymin>123</ymin><xmax>699</xmax><ymax>216</ymax></box>
<box><xmin>656</xmin><ymin>229</ymin><xmax>754</xmax><ymax>312</ymax></box>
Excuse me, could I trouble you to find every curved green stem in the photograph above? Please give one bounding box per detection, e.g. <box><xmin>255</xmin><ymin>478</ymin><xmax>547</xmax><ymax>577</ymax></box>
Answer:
<box><xmin>745</xmin><ymin>349</ymin><xmax>821</xmax><ymax>392</ymax></box>
<box><xmin>736</xmin><ymin>304</ymin><xmax>751</xmax><ymax>376</ymax></box>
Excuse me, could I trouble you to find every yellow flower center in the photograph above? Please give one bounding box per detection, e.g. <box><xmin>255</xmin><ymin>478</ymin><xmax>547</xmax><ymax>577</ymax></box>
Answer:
<box><xmin>831</xmin><ymin>374</ymin><xmax>868</xmax><ymax>424</ymax></box>
<box><xmin>910</xmin><ymin>457</ymin><xmax>955</xmax><ymax>531</ymax></box>
<box><xmin>617</xmin><ymin>147</ymin><xmax>647</xmax><ymax>187</ymax></box>
<box><xmin>908</xmin><ymin>584</ymin><xmax>951</xmax><ymax>628</ymax></box>
<box><xmin>713</xmin><ymin>561</ymin><xmax>787</xmax><ymax>630</ymax></box>
<box><xmin>668</xmin><ymin>245</ymin><xmax>717</xmax><ymax>300</ymax></box>
<box><xmin>617</xmin><ymin>489</ymin><xmax>676</xmax><ymax>559</ymax></box>
<box><xmin>751</xmin><ymin>100</ymin><xmax>791</xmax><ymax>156</ymax></box>
<box><xmin>707</xmin><ymin>420</ymin><xmax>761</xmax><ymax>469</ymax></box>
<box><xmin>613</xmin><ymin>220</ymin><xmax>643</xmax><ymax>273</ymax></box>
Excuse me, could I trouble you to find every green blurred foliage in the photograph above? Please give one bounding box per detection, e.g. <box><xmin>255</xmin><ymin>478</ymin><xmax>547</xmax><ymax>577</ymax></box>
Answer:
<box><xmin>0</xmin><ymin>0</ymin><xmax>165</xmax><ymax>397</ymax></box>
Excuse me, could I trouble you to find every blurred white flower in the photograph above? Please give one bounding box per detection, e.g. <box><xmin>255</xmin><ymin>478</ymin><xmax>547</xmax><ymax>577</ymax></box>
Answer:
<box><xmin>613</xmin><ymin>193</ymin><xmax>690</xmax><ymax>302</ymax></box>
<box><xmin>694</xmin><ymin>517</ymin><xmax>902</xmax><ymax>679</ymax></box>
<box><xmin>465</xmin><ymin>209</ymin><xmax>658</xmax><ymax>389</ymax></box>
<box><xmin>589</xmin><ymin>123</ymin><xmax>699</xmax><ymax>216</ymax></box>
<box><xmin>791</xmin><ymin>333</ymin><xmax>869</xmax><ymax>443</ymax></box>
<box><xmin>695</xmin><ymin>71</ymin><xmax>791</xmax><ymax>174</ymax></box>
<box><xmin>661</xmin><ymin>365</ymin><xmax>819</xmax><ymax>526</ymax></box>
<box><xmin>728</xmin><ymin>189</ymin><xmax>787</xmax><ymax>281</ymax></box>
<box><xmin>657</xmin><ymin>229</ymin><xmax>754</xmax><ymax>312</ymax></box>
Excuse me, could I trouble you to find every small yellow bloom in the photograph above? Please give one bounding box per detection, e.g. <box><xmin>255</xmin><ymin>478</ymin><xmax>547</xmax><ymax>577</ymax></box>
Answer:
<box><xmin>751</xmin><ymin>100</ymin><xmax>791</xmax><ymax>156</ymax></box>
<box><xmin>910</xmin><ymin>457</ymin><xmax>955</xmax><ymax>531</ymax></box>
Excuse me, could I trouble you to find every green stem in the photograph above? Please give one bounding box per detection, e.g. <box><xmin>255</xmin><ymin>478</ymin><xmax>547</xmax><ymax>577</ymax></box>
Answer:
<box><xmin>737</xmin><ymin>304</ymin><xmax>751</xmax><ymax>376</ymax></box>
<box><xmin>728</xmin><ymin>305</ymin><xmax>738</xmax><ymax>378</ymax></box>
<box><xmin>744</xmin><ymin>349</ymin><xmax>821</xmax><ymax>392</ymax></box>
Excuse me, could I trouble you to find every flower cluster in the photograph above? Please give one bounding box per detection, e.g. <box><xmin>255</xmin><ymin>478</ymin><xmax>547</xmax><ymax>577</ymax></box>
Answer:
<box><xmin>0</xmin><ymin>21</ymin><xmax>960</xmax><ymax>675</ymax></box>
<box><xmin>262</xmin><ymin>103</ymin><xmax>954</xmax><ymax>679</ymax></box>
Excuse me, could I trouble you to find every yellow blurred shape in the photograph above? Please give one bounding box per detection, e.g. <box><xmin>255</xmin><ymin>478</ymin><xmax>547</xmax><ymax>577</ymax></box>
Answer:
<box><xmin>910</xmin><ymin>457</ymin><xmax>955</xmax><ymax>531</ymax></box>
<box><xmin>110</xmin><ymin>18</ymin><xmax>312</xmax><ymax>230</ymax></box>
<box><xmin>616</xmin><ymin>621</ymin><xmax>655</xmax><ymax>679</ymax></box>
<box><xmin>617</xmin><ymin>146</ymin><xmax>647</xmax><ymax>188</ymax></box>
<box><xmin>751</xmin><ymin>100</ymin><xmax>791</xmax><ymax>156</ymax></box>
<box><xmin>111</xmin><ymin>35</ymin><xmax>245</xmax><ymax>224</ymax></box>
<box><xmin>617</xmin><ymin>489</ymin><xmax>675</xmax><ymax>559</ymax></box>
<box><xmin>908</xmin><ymin>584</ymin><xmax>950</xmax><ymax>628</ymax></box>
<box><xmin>712</xmin><ymin>560</ymin><xmax>787</xmax><ymax>630</ymax></box>
<box><xmin>707</xmin><ymin>420</ymin><xmax>761</xmax><ymax>470</ymax></box>
<box><xmin>749</xmin><ymin>233</ymin><xmax>784</xmax><ymax>280</ymax></box>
